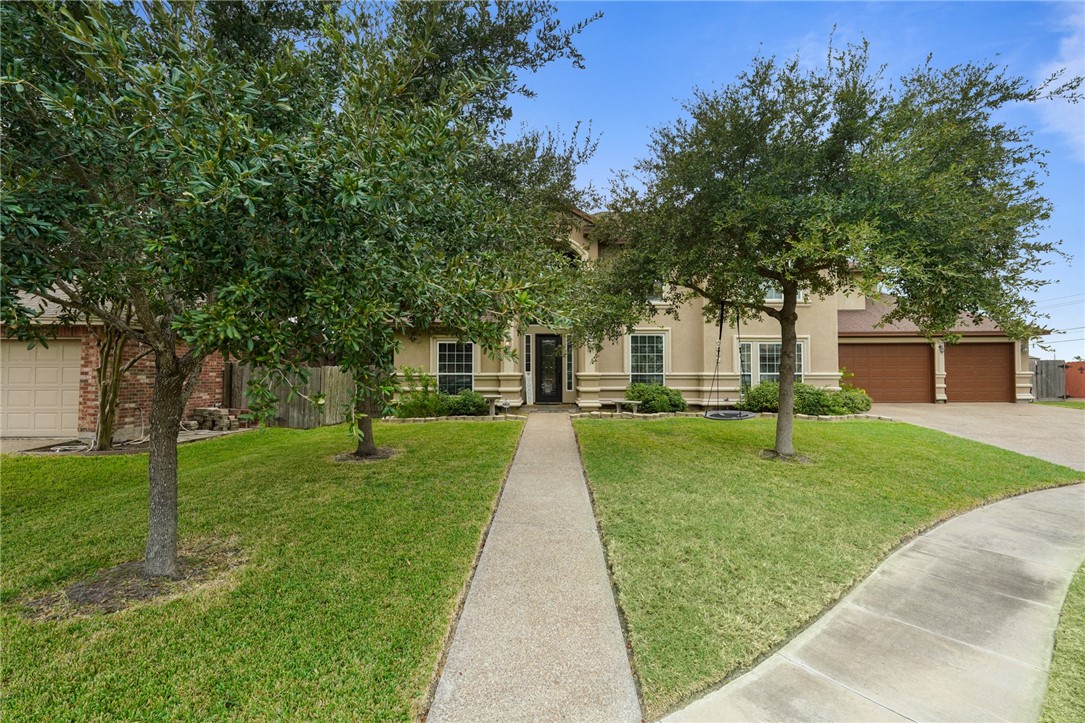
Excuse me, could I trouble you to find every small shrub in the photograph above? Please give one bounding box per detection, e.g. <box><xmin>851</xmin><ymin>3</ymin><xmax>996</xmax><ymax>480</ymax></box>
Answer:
<box><xmin>626</xmin><ymin>383</ymin><xmax>689</xmax><ymax>413</ymax></box>
<box><xmin>834</xmin><ymin>387</ymin><xmax>873</xmax><ymax>413</ymax></box>
<box><xmin>737</xmin><ymin>381</ymin><xmax>780</xmax><ymax>412</ymax></box>
<box><xmin>447</xmin><ymin>389</ymin><xmax>488</xmax><ymax>416</ymax></box>
<box><xmin>395</xmin><ymin>366</ymin><xmax>451</xmax><ymax>418</ymax></box>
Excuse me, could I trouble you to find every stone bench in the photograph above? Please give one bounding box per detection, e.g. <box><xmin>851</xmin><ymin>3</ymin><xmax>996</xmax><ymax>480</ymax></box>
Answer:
<box><xmin>599</xmin><ymin>399</ymin><xmax>642</xmax><ymax>414</ymax></box>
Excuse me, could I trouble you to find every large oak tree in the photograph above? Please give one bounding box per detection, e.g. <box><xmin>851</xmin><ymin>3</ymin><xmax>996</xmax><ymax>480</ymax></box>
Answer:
<box><xmin>1</xmin><ymin>1</ymin><xmax>595</xmax><ymax>575</ymax></box>
<box><xmin>589</xmin><ymin>41</ymin><xmax>1080</xmax><ymax>457</ymax></box>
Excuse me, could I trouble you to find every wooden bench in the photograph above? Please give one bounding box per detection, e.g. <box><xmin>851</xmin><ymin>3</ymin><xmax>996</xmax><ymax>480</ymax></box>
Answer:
<box><xmin>600</xmin><ymin>399</ymin><xmax>642</xmax><ymax>414</ymax></box>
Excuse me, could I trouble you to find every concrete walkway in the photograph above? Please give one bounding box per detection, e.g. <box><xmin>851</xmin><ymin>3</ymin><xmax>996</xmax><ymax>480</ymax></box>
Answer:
<box><xmin>872</xmin><ymin>403</ymin><xmax>1085</xmax><ymax>471</ymax></box>
<box><xmin>428</xmin><ymin>413</ymin><xmax>640</xmax><ymax>722</ymax></box>
<box><xmin>667</xmin><ymin>483</ymin><xmax>1085</xmax><ymax>722</ymax></box>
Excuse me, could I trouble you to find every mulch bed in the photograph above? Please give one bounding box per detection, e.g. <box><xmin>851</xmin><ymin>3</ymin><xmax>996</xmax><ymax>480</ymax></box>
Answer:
<box><xmin>21</xmin><ymin>537</ymin><xmax>246</xmax><ymax>621</ymax></box>
<box><xmin>333</xmin><ymin>447</ymin><xmax>402</xmax><ymax>464</ymax></box>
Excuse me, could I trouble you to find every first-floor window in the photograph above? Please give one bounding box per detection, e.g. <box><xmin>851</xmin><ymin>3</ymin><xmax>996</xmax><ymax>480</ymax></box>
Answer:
<box><xmin>437</xmin><ymin>341</ymin><xmax>473</xmax><ymax>394</ymax></box>
<box><xmin>523</xmin><ymin>334</ymin><xmax>532</xmax><ymax>372</ymax></box>
<box><xmin>630</xmin><ymin>334</ymin><xmax>665</xmax><ymax>385</ymax></box>
<box><xmin>740</xmin><ymin>341</ymin><xmax>804</xmax><ymax>387</ymax></box>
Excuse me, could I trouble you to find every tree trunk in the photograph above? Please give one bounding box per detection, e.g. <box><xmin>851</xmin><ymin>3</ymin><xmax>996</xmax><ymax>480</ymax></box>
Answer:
<box><xmin>143</xmin><ymin>354</ymin><xmax>203</xmax><ymax>578</ymax></box>
<box><xmin>774</xmin><ymin>286</ymin><xmax>800</xmax><ymax>457</ymax></box>
<box><xmin>354</xmin><ymin>393</ymin><xmax>378</xmax><ymax>457</ymax></box>
<box><xmin>92</xmin><ymin>327</ymin><xmax>126</xmax><ymax>451</ymax></box>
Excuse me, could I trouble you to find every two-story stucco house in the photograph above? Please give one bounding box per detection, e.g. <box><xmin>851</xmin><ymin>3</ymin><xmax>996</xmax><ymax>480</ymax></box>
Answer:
<box><xmin>393</xmin><ymin>213</ymin><xmax>1034</xmax><ymax>408</ymax></box>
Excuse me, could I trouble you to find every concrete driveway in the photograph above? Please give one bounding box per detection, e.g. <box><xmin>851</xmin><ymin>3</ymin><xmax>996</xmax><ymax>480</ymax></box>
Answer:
<box><xmin>0</xmin><ymin>437</ymin><xmax>73</xmax><ymax>454</ymax></box>
<box><xmin>871</xmin><ymin>403</ymin><xmax>1085</xmax><ymax>471</ymax></box>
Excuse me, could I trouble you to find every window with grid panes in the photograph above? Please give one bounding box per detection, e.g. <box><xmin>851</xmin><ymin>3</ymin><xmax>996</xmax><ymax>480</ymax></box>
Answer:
<box><xmin>740</xmin><ymin>341</ymin><xmax>804</xmax><ymax>385</ymax></box>
<box><xmin>630</xmin><ymin>334</ymin><xmax>665</xmax><ymax>385</ymax></box>
<box><xmin>437</xmin><ymin>342</ymin><xmax>473</xmax><ymax>394</ymax></box>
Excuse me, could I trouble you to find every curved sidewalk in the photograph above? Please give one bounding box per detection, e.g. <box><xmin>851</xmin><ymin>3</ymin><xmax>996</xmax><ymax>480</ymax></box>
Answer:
<box><xmin>428</xmin><ymin>413</ymin><xmax>640</xmax><ymax>722</ymax></box>
<box><xmin>667</xmin><ymin>483</ymin><xmax>1085</xmax><ymax>722</ymax></box>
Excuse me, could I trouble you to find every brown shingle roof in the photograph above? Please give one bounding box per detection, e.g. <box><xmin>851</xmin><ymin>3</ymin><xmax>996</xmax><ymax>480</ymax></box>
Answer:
<box><xmin>838</xmin><ymin>295</ymin><xmax>1006</xmax><ymax>337</ymax></box>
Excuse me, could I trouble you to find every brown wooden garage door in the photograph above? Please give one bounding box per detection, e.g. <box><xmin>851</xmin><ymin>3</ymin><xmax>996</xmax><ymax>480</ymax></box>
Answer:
<box><xmin>945</xmin><ymin>343</ymin><xmax>1015</xmax><ymax>402</ymax></box>
<box><xmin>839</xmin><ymin>343</ymin><xmax>933</xmax><ymax>403</ymax></box>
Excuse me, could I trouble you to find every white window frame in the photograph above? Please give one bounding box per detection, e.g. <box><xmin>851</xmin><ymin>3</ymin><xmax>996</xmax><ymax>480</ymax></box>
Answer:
<box><xmin>739</xmin><ymin>340</ymin><xmax>805</xmax><ymax>387</ymax></box>
<box><xmin>649</xmin><ymin>282</ymin><xmax>673</xmax><ymax>307</ymax></box>
<box><xmin>523</xmin><ymin>334</ymin><xmax>532</xmax><ymax>373</ymax></box>
<box><xmin>435</xmin><ymin>340</ymin><xmax>474</xmax><ymax>394</ymax></box>
<box><xmin>764</xmin><ymin>287</ymin><xmax>805</xmax><ymax>303</ymax></box>
<box><xmin>629</xmin><ymin>333</ymin><xmax>666</xmax><ymax>386</ymax></box>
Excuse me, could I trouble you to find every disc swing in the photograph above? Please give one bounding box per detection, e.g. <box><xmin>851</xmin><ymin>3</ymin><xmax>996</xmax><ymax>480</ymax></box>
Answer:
<box><xmin>703</xmin><ymin>305</ymin><xmax>757</xmax><ymax>421</ymax></box>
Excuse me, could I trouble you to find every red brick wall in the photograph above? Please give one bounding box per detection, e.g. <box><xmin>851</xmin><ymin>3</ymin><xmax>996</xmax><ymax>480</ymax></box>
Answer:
<box><xmin>76</xmin><ymin>327</ymin><xmax>225</xmax><ymax>436</ymax></box>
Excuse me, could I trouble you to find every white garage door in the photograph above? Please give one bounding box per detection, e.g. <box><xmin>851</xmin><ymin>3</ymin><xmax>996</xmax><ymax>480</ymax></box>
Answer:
<box><xmin>1</xmin><ymin>339</ymin><xmax>82</xmax><ymax>437</ymax></box>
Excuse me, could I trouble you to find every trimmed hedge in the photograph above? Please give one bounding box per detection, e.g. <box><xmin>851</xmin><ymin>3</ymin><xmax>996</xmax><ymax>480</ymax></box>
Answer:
<box><xmin>737</xmin><ymin>381</ymin><xmax>872</xmax><ymax>415</ymax></box>
<box><xmin>626</xmin><ymin>383</ymin><xmax>689</xmax><ymax>413</ymax></box>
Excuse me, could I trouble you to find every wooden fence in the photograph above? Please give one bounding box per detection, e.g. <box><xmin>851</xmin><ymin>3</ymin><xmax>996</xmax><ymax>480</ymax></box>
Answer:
<box><xmin>1030</xmin><ymin>359</ymin><xmax>1067</xmax><ymax>401</ymax></box>
<box><xmin>225</xmin><ymin>363</ymin><xmax>355</xmax><ymax>429</ymax></box>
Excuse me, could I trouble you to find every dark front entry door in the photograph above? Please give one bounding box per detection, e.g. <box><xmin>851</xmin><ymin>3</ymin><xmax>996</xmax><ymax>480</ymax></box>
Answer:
<box><xmin>535</xmin><ymin>335</ymin><xmax>563</xmax><ymax>403</ymax></box>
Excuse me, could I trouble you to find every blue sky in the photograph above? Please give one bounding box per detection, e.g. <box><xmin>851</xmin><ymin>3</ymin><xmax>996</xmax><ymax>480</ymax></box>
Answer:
<box><xmin>506</xmin><ymin>1</ymin><xmax>1085</xmax><ymax>358</ymax></box>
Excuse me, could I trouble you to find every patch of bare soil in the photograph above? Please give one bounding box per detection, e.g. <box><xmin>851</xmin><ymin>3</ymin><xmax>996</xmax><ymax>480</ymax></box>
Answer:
<box><xmin>760</xmin><ymin>449</ymin><xmax>814</xmax><ymax>464</ymax></box>
<box><xmin>21</xmin><ymin>537</ymin><xmax>246</xmax><ymax>621</ymax></box>
<box><xmin>333</xmin><ymin>447</ymin><xmax>402</xmax><ymax>464</ymax></box>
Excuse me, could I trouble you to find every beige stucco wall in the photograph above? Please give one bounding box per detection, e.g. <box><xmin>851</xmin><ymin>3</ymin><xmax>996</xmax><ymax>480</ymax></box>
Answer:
<box><xmin>393</xmin><ymin>288</ymin><xmax>844</xmax><ymax>410</ymax></box>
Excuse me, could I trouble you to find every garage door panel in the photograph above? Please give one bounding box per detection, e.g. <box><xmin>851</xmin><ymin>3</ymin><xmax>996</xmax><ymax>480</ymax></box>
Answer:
<box><xmin>33</xmin><ymin>389</ymin><xmax>60</xmax><ymax>407</ymax></box>
<box><xmin>7</xmin><ymin>367</ymin><xmax>33</xmax><ymax>385</ymax></box>
<box><xmin>945</xmin><ymin>343</ymin><xmax>1015</xmax><ymax>402</ymax></box>
<box><xmin>35</xmin><ymin>367</ymin><xmax>62</xmax><ymax>384</ymax></box>
<box><xmin>7</xmin><ymin>390</ymin><xmax>33</xmax><ymax>408</ymax></box>
<box><xmin>839</xmin><ymin>343</ymin><xmax>933</xmax><ymax>403</ymax></box>
<box><xmin>62</xmin><ymin>366</ymin><xmax>81</xmax><ymax>384</ymax></box>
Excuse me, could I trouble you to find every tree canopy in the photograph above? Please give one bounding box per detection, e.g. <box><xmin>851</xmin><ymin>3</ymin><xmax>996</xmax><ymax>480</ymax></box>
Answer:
<box><xmin>588</xmin><ymin>40</ymin><xmax>1080</xmax><ymax>456</ymax></box>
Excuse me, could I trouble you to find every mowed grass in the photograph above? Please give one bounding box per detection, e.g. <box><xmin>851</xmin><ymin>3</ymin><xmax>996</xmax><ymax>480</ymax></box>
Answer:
<box><xmin>1038</xmin><ymin>400</ymin><xmax>1085</xmax><ymax>410</ymax></box>
<box><xmin>574</xmin><ymin>418</ymin><xmax>1080</xmax><ymax>719</ymax></box>
<box><xmin>1043</xmin><ymin>564</ymin><xmax>1085</xmax><ymax>723</ymax></box>
<box><xmin>1</xmin><ymin>421</ymin><xmax>522</xmax><ymax>721</ymax></box>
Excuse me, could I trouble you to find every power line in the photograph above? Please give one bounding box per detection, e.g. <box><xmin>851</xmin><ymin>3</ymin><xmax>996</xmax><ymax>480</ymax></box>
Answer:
<box><xmin>1045</xmin><ymin>338</ymin><xmax>1085</xmax><ymax>344</ymax></box>
<box><xmin>1036</xmin><ymin>292</ymin><xmax>1085</xmax><ymax>303</ymax></box>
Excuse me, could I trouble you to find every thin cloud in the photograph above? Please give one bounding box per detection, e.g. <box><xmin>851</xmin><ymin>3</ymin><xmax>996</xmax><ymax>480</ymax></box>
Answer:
<box><xmin>1037</xmin><ymin>4</ymin><xmax>1085</xmax><ymax>161</ymax></box>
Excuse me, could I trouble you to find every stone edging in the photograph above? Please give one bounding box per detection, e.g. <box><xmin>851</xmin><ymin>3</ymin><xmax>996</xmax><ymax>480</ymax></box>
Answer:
<box><xmin>570</xmin><ymin>411</ymin><xmax>894</xmax><ymax>422</ymax></box>
<box><xmin>383</xmin><ymin>412</ymin><xmax>894</xmax><ymax>423</ymax></box>
<box><xmin>382</xmin><ymin>415</ymin><xmax>529</xmax><ymax>424</ymax></box>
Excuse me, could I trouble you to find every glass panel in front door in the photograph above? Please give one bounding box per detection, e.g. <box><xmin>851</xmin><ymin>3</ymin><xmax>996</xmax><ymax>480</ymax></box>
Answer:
<box><xmin>537</xmin><ymin>335</ymin><xmax>563</xmax><ymax>402</ymax></box>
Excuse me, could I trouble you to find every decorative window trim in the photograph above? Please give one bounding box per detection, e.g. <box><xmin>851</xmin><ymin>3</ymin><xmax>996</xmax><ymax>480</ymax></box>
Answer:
<box><xmin>628</xmin><ymin>332</ymin><xmax>667</xmax><ymax>386</ymax></box>
<box><xmin>738</xmin><ymin>339</ymin><xmax>807</xmax><ymax>387</ymax></box>
<box><xmin>434</xmin><ymin>339</ymin><xmax>475</xmax><ymax>394</ymax></box>
<box><xmin>566</xmin><ymin>341</ymin><xmax>574</xmax><ymax>392</ymax></box>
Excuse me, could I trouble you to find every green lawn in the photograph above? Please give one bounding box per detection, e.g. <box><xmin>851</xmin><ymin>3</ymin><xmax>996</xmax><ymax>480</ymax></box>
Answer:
<box><xmin>574</xmin><ymin>418</ymin><xmax>1081</xmax><ymax>719</ymax></box>
<box><xmin>1038</xmin><ymin>400</ymin><xmax>1085</xmax><ymax>410</ymax></box>
<box><xmin>1043</xmin><ymin>563</ymin><xmax>1085</xmax><ymax>722</ymax></box>
<box><xmin>1</xmin><ymin>422</ymin><xmax>522</xmax><ymax>721</ymax></box>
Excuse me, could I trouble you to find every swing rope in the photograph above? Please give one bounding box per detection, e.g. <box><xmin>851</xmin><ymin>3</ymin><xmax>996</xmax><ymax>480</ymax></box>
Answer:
<box><xmin>704</xmin><ymin>304</ymin><xmax>756</xmax><ymax>421</ymax></box>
